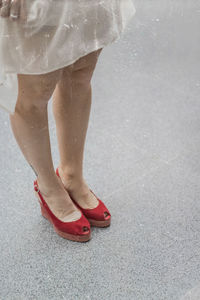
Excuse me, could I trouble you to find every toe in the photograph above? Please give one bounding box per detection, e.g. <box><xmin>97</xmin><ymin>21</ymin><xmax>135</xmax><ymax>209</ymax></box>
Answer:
<box><xmin>82</xmin><ymin>226</ymin><xmax>90</xmax><ymax>233</ymax></box>
<box><xmin>104</xmin><ymin>211</ymin><xmax>111</xmax><ymax>220</ymax></box>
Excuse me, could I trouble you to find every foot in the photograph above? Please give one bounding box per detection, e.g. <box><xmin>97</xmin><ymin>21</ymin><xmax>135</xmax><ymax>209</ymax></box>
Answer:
<box><xmin>57</xmin><ymin>167</ymin><xmax>99</xmax><ymax>209</ymax></box>
<box><xmin>36</xmin><ymin>175</ymin><xmax>82</xmax><ymax>222</ymax></box>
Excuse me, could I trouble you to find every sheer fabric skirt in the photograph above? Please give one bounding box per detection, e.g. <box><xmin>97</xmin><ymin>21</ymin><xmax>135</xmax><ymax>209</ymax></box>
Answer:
<box><xmin>0</xmin><ymin>0</ymin><xmax>136</xmax><ymax>114</ymax></box>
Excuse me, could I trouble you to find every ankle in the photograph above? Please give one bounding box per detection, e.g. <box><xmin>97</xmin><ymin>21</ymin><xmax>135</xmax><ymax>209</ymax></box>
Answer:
<box><xmin>37</xmin><ymin>175</ymin><xmax>62</xmax><ymax>197</ymax></box>
<box><xmin>58</xmin><ymin>166</ymin><xmax>83</xmax><ymax>185</ymax></box>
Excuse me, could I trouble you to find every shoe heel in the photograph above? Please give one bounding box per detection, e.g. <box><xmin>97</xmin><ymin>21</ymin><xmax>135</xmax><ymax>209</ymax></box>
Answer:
<box><xmin>35</xmin><ymin>191</ymin><xmax>48</xmax><ymax>220</ymax></box>
<box><xmin>39</xmin><ymin>202</ymin><xmax>49</xmax><ymax>220</ymax></box>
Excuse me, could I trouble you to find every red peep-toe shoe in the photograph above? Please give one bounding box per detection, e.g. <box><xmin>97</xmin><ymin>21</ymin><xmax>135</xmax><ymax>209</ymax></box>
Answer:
<box><xmin>55</xmin><ymin>167</ymin><xmax>111</xmax><ymax>227</ymax></box>
<box><xmin>34</xmin><ymin>179</ymin><xmax>91</xmax><ymax>242</ymax></box>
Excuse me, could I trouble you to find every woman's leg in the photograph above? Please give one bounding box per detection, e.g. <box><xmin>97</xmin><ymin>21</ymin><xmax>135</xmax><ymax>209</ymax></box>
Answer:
<box><xmin>9</xmin><ymin>68</ymin><xmax>82</xmax><ymax>222</ymax></box>
<box><xmin>52</xmin><ymin>49</ymin><xmax>103</xmax><ymax>209</ymax></box>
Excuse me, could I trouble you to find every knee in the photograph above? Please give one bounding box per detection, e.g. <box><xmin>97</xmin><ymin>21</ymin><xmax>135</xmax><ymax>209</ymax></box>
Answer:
<box><xmin>71</xmin><ymin>49</ymin><xmax>102</xmax><ymax>85</ymax></box>
<box><xmin>73</xmin><ymin>68</ymin><xmax>95</xmax><ymax>86</ymax></box>
<box><xmin>15</xmin><ymin>70</ymin><xmax>62</xmax><ymax>113</ymax></box>
<box><xmin>15</xmin><ymin>87</ymin><xmax>52</xmax><ymax>115</ymax></box>
<box><xmin>15</xmin><ymin>98</ymin><xmax>45</xmax><ymax>116</ymax></box>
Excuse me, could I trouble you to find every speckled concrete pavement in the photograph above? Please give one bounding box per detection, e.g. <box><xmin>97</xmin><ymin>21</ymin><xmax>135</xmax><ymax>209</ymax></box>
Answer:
<box><xmin>1</xmin><ymin>1</ymin><xmax>200</xmax><ymax>299</ymax></box>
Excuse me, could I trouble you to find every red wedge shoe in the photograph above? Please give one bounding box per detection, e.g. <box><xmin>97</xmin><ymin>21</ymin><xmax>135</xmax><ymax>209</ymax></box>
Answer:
<box><xmin>34</xmin><ymin>179</ymin><xmax>91</xmax><ymax>242</ymax></box>
<box><xmin>55</xmin><ymin>167</ymin><xmax>111</xmax><ymax>227</ymax></box>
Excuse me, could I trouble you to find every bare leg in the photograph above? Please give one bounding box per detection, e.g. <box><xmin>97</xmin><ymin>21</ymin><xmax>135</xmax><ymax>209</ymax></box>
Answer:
<box><xmin>9</xmin><ymin>68</ymin><xmax>82</xmax><ymax>222</ymax></box>
<box><xmin>52</xmin><ymin>49</ymin><xmax>102</xmax><ymax>209</ymax></box>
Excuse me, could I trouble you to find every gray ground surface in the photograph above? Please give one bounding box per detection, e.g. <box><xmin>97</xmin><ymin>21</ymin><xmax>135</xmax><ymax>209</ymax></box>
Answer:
<box><xmin>1</xmin><ymin>1</ymin><xmax>200</xmax><ymax>299</ymax></box>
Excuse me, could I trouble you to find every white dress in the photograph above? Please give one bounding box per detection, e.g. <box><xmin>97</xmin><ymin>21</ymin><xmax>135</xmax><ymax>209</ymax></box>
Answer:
<box><xmin>0</xmin><ymin>0</ymin><xmax>136</xmax><ymax>114</ymax></box>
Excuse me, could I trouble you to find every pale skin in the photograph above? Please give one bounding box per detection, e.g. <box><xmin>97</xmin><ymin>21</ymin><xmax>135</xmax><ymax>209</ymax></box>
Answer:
<box><xmin>0</xmin><ymin>0</ymin><xmax>107</xmax><ymax>222</ymax></box>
